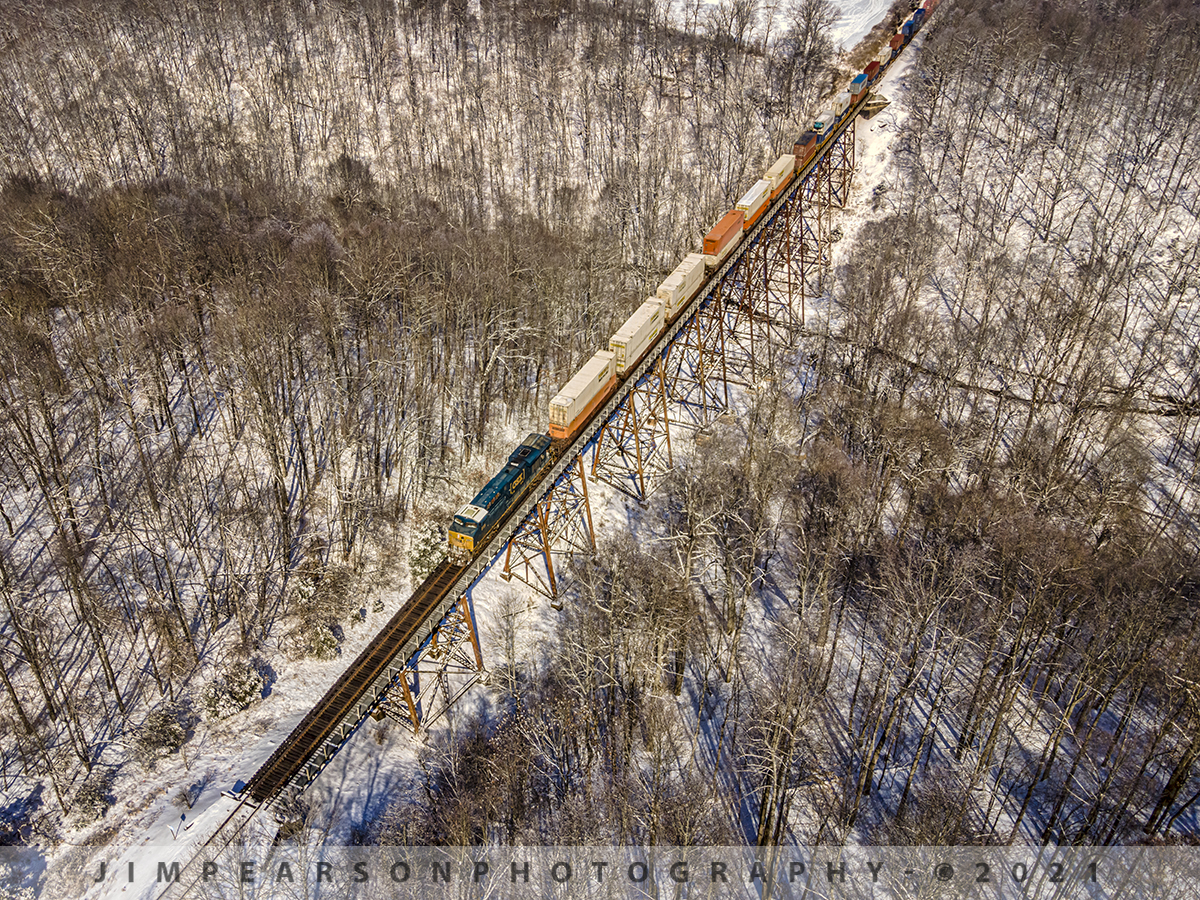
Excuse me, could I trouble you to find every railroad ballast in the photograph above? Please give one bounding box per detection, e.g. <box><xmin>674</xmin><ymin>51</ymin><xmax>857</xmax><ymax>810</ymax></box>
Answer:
<box><xmin>447</xmin><ymin>5</ymin><xmax>936</xmax><ymax>556</ymax></box>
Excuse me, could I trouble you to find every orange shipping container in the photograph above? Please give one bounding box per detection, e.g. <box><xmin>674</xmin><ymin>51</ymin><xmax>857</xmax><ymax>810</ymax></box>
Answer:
<box><xmin>795</xmin><ymin>134</ymin><xmax>820</xmax><ymax>168</ymax></box>
<box><xmin>703</xmin><ymin>209</ymin><xmax>744</xmax><ymax>266</ymax></box>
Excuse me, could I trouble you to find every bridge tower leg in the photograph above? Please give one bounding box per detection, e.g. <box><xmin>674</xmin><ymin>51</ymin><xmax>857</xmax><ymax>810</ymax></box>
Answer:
<box><xmin>723</xmin><ymin>199</ymin><xmax>808</xmax><ymax>380</ymax></box>
<box><xmin>828</xmin><ymin>117</ymin><xmax>856</xmax><ymax>210</ymax></box>
<box><xmin>499</xmin><ymin>454</ymin><xmax>597</xmax><ymax>601</ymax></box>
<box><xmin>591</xmin><ymin>356</ymin><xmax>675</xmax><ymax>502</ymax></box>
<box><xmin>792</xmin><ymin>153</ymin><xmax>832</xmax><ymax>323</ymax></box>
<box><xmin>661</xmin><ymin>275</ymin><xmax>733</xmax><ymax>428</ymax></box>
<box><xmin>374</xmin><ymin>595</ymin><xmax>485</xmax><ymax>734</ymax></box>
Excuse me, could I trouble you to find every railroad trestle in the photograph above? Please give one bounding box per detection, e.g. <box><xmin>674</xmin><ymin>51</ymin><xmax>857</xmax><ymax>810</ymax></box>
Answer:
<box><xmin>241</xmin><ymin>95</ymin><xmax>861</xmax><ymax>807</ymax></box>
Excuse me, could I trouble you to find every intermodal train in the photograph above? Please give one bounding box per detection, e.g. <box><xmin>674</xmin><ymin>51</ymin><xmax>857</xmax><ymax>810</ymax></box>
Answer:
<box><xmin>447</xmin><ymin>1</ymin><xmax>937</xmax><ymax>557</ymax></box>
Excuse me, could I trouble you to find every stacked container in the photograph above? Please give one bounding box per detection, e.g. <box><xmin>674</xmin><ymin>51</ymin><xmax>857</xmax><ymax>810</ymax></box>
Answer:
<box><xmin>609</xmin><ymin>299</ymin><xmax>665</xmax><ymax>374</ymax></box>
<box><xmin>549</xmin><ymin>350</ymin><xmax>617</xmax><ymax>439</ymax></box>
<box><xmin>657</xmin><ymin>253</ymin><xmax>705</xmax><ymax>318</ymax></box>
<box><xmin>736</xmin><ymin>179</ymin><xmax>772</xmax><ymax>229</ymax></box>
<box><xmin>703</xmin><ymin>210</ymin><xmax>744</xmax><ymax>267</ymax></box>
<box><xmin>764</xmin><ymin>154</ymin><xmax>796</xmax><ymax>200</ymax></box>
<box><xmin>795</xmin><ymin>132</ymin><xmax>820</xmax><ymax>166</ymax></box>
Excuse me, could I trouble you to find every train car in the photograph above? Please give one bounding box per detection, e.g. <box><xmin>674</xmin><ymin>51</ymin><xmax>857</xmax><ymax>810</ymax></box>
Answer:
<box><xmin>864</xmin><ymin>60</ymin><xmax>881</xmax><ymax>83</ymax></box>
<box><xmin>812</xmin><ymin>109</ymin><xmax>836</xmax><ymax>136</ymax></box>
<box><xmin>901</xmin><ymin>19</ymin><xmax>914</xmax><ymax>39</ymax></box>
<box><xmin>736</xmin><ymin>179</ymin><xmax>772</xmax><ymax>229</ymax></box>
<box><xmin>657</xmin><ymin>253</ymin><xmax>705</xmax><ymax>319</ymax></box>
<box><xmin>764</xmin><ymin>154</ymin><xmax>796</xmax><ymax>200</ymax></box>
<box><xmin>833</xmin><ymin>92</ymin><xmax>852</xmax><ymax>120</ymax></box>
<box><xmin>913</xmin><ymin>8</ymin><xmax>926</xmax><ymax>28</ymax></box>
<box><xmin>890</xmin><ymin>33</ymin><xmax>904</xmax><ymax>53</ymax></box>
<box><xmin>703</xmin><ymin>209</ymin><xmax>744</xmax><ymax>267</ymax></box>
<box><xmin>850</xmin><ymin>74</ymin><xmax>869</xmax><ymax>97</ymax></box>
<box><xmin>610</xmin><ymin>299</ymin><xmax>665</xmax><ymax>374</ymax></box>
<box><xmin>549</xmin><ymin>349</ymin><xmax>617</xmax><ymax>440</ymax></box>
<box><xmin>795</xmin><ymin>131</ymin><xmax>821</xmax><ymax>168</ymax></box>
<box><xmin>449</xmin><ymin>432</ymin><xmax>552</xmax><ymax>555</ymax></box>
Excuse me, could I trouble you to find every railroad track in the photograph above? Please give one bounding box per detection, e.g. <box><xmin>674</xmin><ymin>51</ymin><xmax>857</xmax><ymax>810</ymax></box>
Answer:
<box><xmin>242</xmin><ymin>560</ymin><xmax>466</xmax><ymax>803</ymax></box>
<box><xmin>236</xmin><ymin>64</ymin><xmax>881</xmax><ymax>809</ymax></box>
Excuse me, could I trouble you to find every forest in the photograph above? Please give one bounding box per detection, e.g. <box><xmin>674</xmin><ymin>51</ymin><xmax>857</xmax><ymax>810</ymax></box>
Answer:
<box><xmin>1</xmin><ymin>0</ymin><xmax>1199</xmax><ymax>856</ymax></box>
<box><xmin>0</xmin><ymin>0</ymin><xmax>847</xmax><ymax>842</ymax></box>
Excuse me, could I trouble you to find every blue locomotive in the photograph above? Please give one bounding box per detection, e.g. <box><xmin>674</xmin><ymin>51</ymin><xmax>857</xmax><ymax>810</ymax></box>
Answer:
<box><xmin>448</xmin><ymin>433</ymin><xmax>553</xmax><ymax>558</ymax></box>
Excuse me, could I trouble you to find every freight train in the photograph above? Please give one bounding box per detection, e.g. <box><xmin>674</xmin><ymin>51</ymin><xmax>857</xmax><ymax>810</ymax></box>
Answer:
<box><xmin>447</xmin><ymin>2</ymin><xmax>937</xmax><ymax>557</ymax></box>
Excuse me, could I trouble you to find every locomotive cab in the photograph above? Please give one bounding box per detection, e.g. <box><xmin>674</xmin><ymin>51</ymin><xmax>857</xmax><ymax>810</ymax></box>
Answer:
<box><xmin>450</xmin><ymin>503</ymin><xmax>488</xmax><ymax>552</ymax></box>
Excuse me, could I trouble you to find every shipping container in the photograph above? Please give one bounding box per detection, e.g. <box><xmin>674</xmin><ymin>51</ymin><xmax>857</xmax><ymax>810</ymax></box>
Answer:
<box><xmin>703</xmin><ymin>209</ymin><xmax>744</xmax><ymax>267</ymax></box>
<box><xmin>736</xmin><ymin>179</ymin><xmax>772</xmax><ymax>229</ymax></box>
<box><xmin>834</xmin><ymin>92</ymin><xmax>852</xmax><ymax>118</ymax></box>
<box><xmin>764</xmin><ymin>154</ymin><xmax>796</xmax><ymax>199</ymax></box>
<box><xmin>812</xmin><ymin>110</ymin><xmax>836</xmax><ymax>134</ymax></box>
<box><xmin>609</xmin><ymin>299</ymin><xmax>665</xmax><ymax>374</ymax></box>
<box><xmin>850</xmin><ymin>74</ymin><xmax>868</xmax><ymax>96</ymax></box>
<box><xmin>864</xmin><ymin>61</ymin><xmax>880</xmax><ymax>82</ymax></box>
<box><xmin>902</xmin><ymin>20</ymin><xmax>914</xmax><ymax>37</ymax></box>
<box><xmin>890</xmin><ymin>33</ymin><xmax>904</xmax><ymax>51</ymax></box>
<box><xmin>913</xmin><ymin>8</ymin><xmax>925</xmax><ymax>27</ymax></box>
<box><xmin>795</xmin><ymin>132</ymin><xmax>820</xmax><ymax>167</ymax></box>
<box><xmin>549</xmin><ymin>350</ymin><xmax>616</xmax><ymax>440</ymax></box>
<box><xmin>657</xmin><ymin>253</ymin><xmax>705</xmax><ymax>318</ymax></box>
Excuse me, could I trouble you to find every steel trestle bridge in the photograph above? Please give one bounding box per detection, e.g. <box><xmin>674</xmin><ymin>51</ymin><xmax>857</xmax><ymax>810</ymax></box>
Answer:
<box><xmin>238</xmin><ymin>91</ymin><xmax>865</xmax><ymax>810</ymax></box>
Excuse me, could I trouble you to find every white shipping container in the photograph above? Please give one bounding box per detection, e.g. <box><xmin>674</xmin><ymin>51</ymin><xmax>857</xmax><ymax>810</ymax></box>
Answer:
<box><xmin>764</xmin><ymin>155</ymin><xmax>796</xmax><ymax>194</ymax></box>
<box><xmin>657</xmin><ymin>253</ymin><xmax>705</xmax><ymax>317</ymax></box>
<box><xmin>549</xmin><ymin>350</ymin><xmax>616</xmax><ymax>438</ymax></box>
<box><xmin>736</xmin><ymin>179</ymin><xmax>772</xmax><ymax>228</ymax></box>
<box><xmin>610</xmin><ymin>299</ymin><xmax>665</xmax><ymax>374</ymax></box>
<box><xmin>813</xmin><ymin>110</ymin><xmax>836</xmax><ymax>133</ymax></box>
<box><xmin>834</xmin><ymin>92</ymin><xmax>852</xmax><ymax>116</ymax></box>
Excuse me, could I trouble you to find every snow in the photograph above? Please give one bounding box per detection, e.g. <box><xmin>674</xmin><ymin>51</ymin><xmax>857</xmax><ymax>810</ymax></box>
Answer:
<box><xmin>20</xmin><ymin>7</ymin><xmax>944</xmax><ymax>891</ymax></box>
<box><xmin>830</xmin><ymin>0</ymin><xmax>897</xmax><ymax>50</ymax></box>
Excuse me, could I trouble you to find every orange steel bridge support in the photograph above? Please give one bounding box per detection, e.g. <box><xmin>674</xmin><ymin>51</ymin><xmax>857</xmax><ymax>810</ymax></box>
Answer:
<box><xmin>591</xmin><ymin>356</ymin><xmax>675</xmax><ymax>502</ymax></box>
<box><xmin>500</xmin><ymin>455</ymin><xmax>596</xmax><ymax>601</ymax></box>
<box><xmin>374</xmin><ymin>595</ymin><xmax>485</xmax><ymax>734</ymax></box>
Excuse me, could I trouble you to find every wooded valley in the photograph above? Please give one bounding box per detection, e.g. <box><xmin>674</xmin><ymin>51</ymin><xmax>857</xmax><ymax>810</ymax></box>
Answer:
<box><xmin>1</xmin><ymin>0</ymin><xmax>1198</xmax><ymax>851</ymax></box>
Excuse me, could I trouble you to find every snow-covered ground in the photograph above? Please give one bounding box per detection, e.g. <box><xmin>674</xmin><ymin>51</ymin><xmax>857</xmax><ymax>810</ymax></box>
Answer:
<box><xmin>831</xmin><ymin>0</ymin><xmax>896</xmax><ymax>49</ymax></box>
<box><xmin>46</xmin><ymin>12</ymin><xmax>926</xmax><ymax>897</ymax></box>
